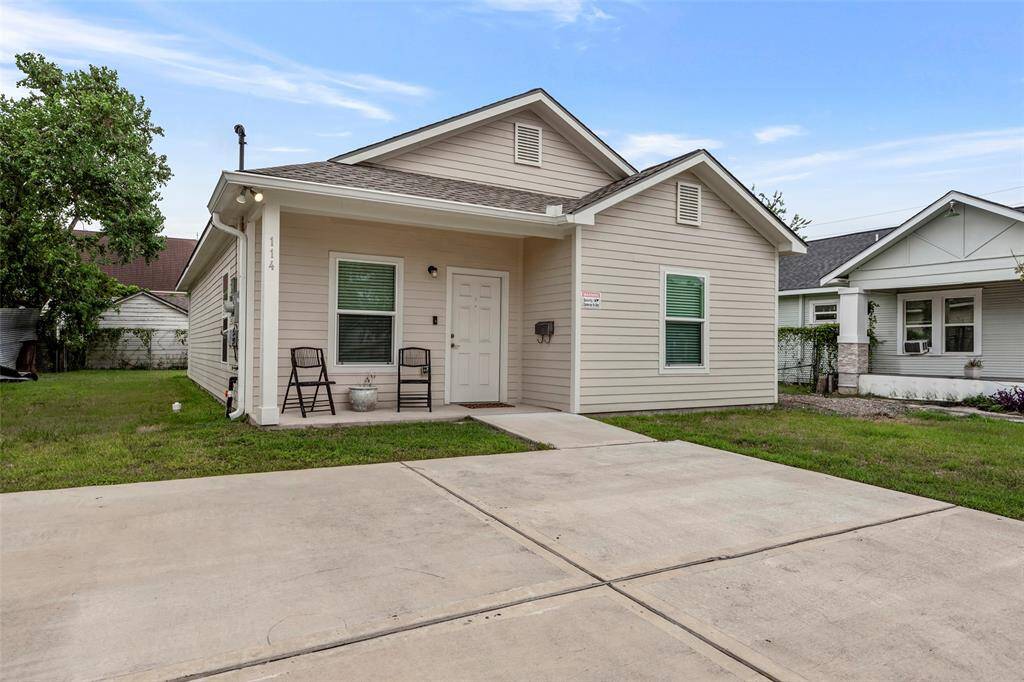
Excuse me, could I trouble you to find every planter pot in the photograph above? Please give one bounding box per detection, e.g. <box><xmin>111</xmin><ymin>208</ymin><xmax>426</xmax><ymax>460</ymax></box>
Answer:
<box><xmin>964</xmin><ymin>366</ymin><xmax>983</xmax><ymax>380</ymax></box>
<box><xmin>349</xmin><ymin>386</ymin><xmax>378</xmax><ymax>412</ymax></box>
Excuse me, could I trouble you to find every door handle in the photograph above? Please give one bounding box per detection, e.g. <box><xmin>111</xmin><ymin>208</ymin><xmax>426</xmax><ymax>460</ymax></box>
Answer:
<box><xmin>451</xmin><ymin>343</ymin><xmax>459</xmax><ymax>349</ymax></box>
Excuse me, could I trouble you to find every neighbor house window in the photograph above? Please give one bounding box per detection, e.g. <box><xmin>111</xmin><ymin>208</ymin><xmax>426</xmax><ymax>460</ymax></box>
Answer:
<box><xmin>330</xmin><ymin>254</ymin><xmax>403</xmax><ymax>366</ymax></box>
<box><xmin>898</xmin><ymin>288</ymin><xmax>981</xmax><ymax>355</ymax></box>
<box><xmin>903</xmin><ymin>299</ymin><xmax>932</xmax><ymax>349</ymax></box>
<box><xmin>661</xmin><ymin>267</ymin><xmax>708</xmax><ymax>371</ymax></box>
<box><xmin>944</xmin><ymin>296</ymin><xmax>976</xmax><ymax>353</ymax></box>
<box><xmin>812</xmin><ymin>302</ymin><xmax>838</xmax><ymax>323</ymax></box>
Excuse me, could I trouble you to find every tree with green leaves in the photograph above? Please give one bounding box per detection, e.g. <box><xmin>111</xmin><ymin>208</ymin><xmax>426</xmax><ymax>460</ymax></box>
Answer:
<box><xmin>751</xmin><ymin>186</ymin><xmax>811</xmax><ymax>234</ymax></box>
<box><xmin>1</xmin><ymin>53</ymin><xmax>171</xmax><ymax>355</ymax></box>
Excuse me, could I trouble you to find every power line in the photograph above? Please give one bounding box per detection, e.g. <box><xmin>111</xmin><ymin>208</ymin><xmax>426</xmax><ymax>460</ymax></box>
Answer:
<box><xmin>810</xmin><ymin>185</ymin><xmax>1024</xmax><ymax>228</ymax></box>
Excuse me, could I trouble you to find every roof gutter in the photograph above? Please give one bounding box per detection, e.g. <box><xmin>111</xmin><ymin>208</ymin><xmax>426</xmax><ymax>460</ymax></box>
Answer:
<box><xmin>210</xmin><ymin>212</ymin><xmax>247</xmax><ymax>421</ymax></box>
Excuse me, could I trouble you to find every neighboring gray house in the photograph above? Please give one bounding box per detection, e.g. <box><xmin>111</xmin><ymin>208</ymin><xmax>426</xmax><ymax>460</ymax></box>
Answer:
<box><xmin>176</xmin><ymin>88</ymin><xmax>806</xmax><ymax>425</ymax></box>
<box><xmin>779</xmin><ymin>191</ymin><xmax>1024</xmax><ymax>399</ymax></box>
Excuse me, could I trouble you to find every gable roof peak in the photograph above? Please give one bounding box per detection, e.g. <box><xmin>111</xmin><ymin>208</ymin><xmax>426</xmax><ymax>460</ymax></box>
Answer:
<box><xmin>331</xmin><ymin>88</ymin><xmax>635</xmax><ymax>179</ymax></box>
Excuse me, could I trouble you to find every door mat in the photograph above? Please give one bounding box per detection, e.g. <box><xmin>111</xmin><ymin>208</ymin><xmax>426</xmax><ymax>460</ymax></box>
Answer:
<box><xmin>457</xmin><ymin>402</ymin><xmax>514</xmax><ymax>409</ymax></box>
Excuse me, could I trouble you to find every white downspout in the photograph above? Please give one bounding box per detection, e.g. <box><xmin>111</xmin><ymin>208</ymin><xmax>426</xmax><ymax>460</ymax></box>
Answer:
<box><xmin>211</xmin><ymin>211</ymin><xmax>247</xmax><ymax>420</ymax></box>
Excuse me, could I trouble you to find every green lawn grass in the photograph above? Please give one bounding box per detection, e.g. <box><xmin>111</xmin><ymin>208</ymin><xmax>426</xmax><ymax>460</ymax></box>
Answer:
<box><xmin>602</xmin><ymin>408</ymin><xmax>1024</xmax><ymax>520</ymax></box>
<box><xmin>1</xmin><ymin>370</ymin><xmax>537</xmax><ymax>492</ymax></box>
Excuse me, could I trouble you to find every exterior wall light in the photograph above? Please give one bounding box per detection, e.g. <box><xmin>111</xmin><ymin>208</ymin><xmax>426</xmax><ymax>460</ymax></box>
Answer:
<box><xmin>235</xmin><ymin>187</ymin><xmax>264</xmax><ymax>205</ymax></box>
<box><xmin>427</xmin><ymin>265</ymin><xmax>438</xmax><ymax>278</ymax></box>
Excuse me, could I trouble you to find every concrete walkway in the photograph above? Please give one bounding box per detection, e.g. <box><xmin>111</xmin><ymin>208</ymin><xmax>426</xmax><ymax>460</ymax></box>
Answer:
<box><xmin>471</xmin><ymin>411</ymin><xmax>654</xmax><ymax>448</ymax></box>
<box><xmin>2</xmin><ymin>441</ymin><xmax>1021</xmax><ymax>681</ymax></box>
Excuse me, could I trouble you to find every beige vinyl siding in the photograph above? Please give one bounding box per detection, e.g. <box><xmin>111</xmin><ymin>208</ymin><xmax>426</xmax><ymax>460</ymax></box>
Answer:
<box><xmin>579</xmin><ymin>171</ymin><xmax>779</xmax><ymax>412</ymax></box>
<box><xmin>187</xmin><ymin>243</ymin><xmax>236</xmax><ymax>401</ymax></box>
<box><xmin>522</xmin><ymin>236</ymin><xmax>573</xmax><ymax>410</ymax></box>
<box><xmin>868</xmin><ymin>282</ymin><xmax>1023</xmax><ymax>380</ymax></box>
<box><xmin>373</xmin><ymin>110</ymin><xmax>615</xmax><ymax>198</ymax></box>
<box><xmin>275</xmin><ymin>213</ymin><xmax>525</xmax><ymax>409</ymax></box>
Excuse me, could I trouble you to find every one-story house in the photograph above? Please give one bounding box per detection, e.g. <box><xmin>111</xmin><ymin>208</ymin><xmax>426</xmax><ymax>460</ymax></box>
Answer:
<box><xmin>81</xmin><ymin>231</ymin><xmax>197</xmax><ymax>369</ymax></box>
<box><xmin>779</xmin><ymin>191</ymin><xmax>1024</xmax><ymax>399</ymax></box>
<box><xmin>177</xmin><ymin>89</ymin><xmax>805</xmax><ymax>426</ymax></box>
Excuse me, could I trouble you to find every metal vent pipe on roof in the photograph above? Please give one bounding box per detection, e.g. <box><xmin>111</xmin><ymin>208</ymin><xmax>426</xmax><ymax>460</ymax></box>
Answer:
<box><xmin>233</xmin><ymin>124</ymin><xmax>246</xmax><ymax>171</ymax></box>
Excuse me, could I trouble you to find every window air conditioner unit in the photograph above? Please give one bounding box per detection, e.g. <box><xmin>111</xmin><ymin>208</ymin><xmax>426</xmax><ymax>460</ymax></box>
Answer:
<box><xmin>904</xmin><ymin>340</ymin><xmax>929</xmax><ymax>354</ymax></box>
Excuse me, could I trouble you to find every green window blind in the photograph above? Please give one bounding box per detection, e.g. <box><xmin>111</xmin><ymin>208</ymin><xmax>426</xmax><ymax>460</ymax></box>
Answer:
<box><xmin>666</xmin><ymin>321</ymin><xmax>702</xmax><ymax>365</ymax></box>
<box><xmin>666</xmin><ymin>275</ymin><xmax>703</xmax><ymax>318</ymax></box>
<box><xmin>338</xmin><ymin>314</ymin><xmax>393</xmax><ymax>364</ymax></box>
<box><xmin>338</xmin><ymin>261</ymin><xmax>395</xmax><ymax>312</ymax></box>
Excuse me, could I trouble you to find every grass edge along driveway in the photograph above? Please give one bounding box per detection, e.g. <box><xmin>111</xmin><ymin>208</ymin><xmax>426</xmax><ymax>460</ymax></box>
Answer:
<box><xmin>601</xmin><ymin>408</ymin><xmax>1024</xmax><ymax>520</ymax></box>
<box><xmin>1</xmin><ymin>370</ymin><xmax>538</xmax><ymax>493</ymax></box>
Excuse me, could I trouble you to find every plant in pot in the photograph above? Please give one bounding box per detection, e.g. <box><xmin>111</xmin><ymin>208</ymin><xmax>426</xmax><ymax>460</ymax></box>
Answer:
<box><xmin>349</xmin><ymin>372</ymin><xmax>378</xmax><ymax>412</ymax></box>
<box><xmin>964</xmin><ymin>358</ymin><xmax>983</xmax><ymax>380</ymax></box>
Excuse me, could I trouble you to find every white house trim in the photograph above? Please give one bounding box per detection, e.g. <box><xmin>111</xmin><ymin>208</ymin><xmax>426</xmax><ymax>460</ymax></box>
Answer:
<box><xmin>443</xmin><ymin>266</ymin><xmax>510</xmax><ymax>406</ymax></box>
<box><xmin>896</xmin><ymin>287</ymin><xmax>983</xmax><ymax>357</ymax></box>
<box><xmin>327</xmin><ymin>252</ymin><xmax>405</xmax><ymax>374</ymax></box>
<box><xmin>819</xmin><ymin>191</ymin><xmax>1024</xmax><ymax>285</ymax></box>
<box><xmin>258</xmin><ymin>200</ymin><xmax>280</xmax><ymax>426</ymax></box>
<box><xmin>330</xmin><ymin>89</ymin><xmax>635</xmax><ymax>178</ymax></box>
<box><xmin>571</xmin><ymin>224</ymin><xmax>582</xmax><ymax>413</ymax></box>
<box><xmin>658</xmin><ymin>265</ymin><xmax>711</xmax><ymax>375</ymax></box>
<box><xmin>779</xmin><ymin>286</ymin><xmax>842</xmax><ymax>296</ymax></box>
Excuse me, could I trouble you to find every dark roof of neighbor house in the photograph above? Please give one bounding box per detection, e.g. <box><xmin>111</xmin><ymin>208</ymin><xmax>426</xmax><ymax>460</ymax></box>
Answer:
<box><xmin>246</xmin><ymin>160</ymin><xmax>573</xmax><ymax>214</ymax></box>
<box><xmin>779</xmin><ymin>227</ymin><xmax>897</xmax><ymax>291</ymax></box>
<box><xmin>76</xmin><ymin>230</ymin><xmax>197</xmax><ymax>303</ymax></box>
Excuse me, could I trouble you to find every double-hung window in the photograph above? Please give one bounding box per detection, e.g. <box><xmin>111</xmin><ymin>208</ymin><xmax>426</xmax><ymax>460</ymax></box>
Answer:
<box><xmin>812</xmin><ymin>302</ymin><xmax>838</xmax><ymax>323</ymax></box>
<box><xmin>661</xmin><ymin>267</ymin><xmax>708</xmax><ymax>372</ymax></box>
<box><xmin>898</xmin><ymin>288</ymin><xmax>981</xmax><ymax>356</ymax></box>
<box><xmin>331</xmin><ymin>254</ymin><xmax>403</xmax><ymax>366</ymax></box>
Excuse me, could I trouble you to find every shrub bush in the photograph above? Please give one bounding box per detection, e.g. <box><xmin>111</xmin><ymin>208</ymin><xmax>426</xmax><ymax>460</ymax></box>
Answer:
<box><xmin>992</xmin><ymin>386</ymin><xmax>1024</xmax><ymax>414</ymax></box>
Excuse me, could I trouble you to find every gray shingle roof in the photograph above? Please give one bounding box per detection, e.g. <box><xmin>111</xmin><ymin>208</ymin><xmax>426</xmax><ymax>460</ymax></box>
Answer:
<box><xmin>565</xmin><ymin>151</ymin><xmax>703</xmax><ymax>212</ymax></box>
<box><xmin>246</xmin><ymin>161</ymin><xmax>572</xmax><ymax>214</ymax></box>
<box><xmin>780</xmin><ymin>228</ymin><xmax>897</xmax><ymax>291</ymax></box>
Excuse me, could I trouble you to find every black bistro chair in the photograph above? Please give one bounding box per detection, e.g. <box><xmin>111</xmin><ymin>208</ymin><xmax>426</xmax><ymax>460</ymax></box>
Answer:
<box><xmin>282</xmin><ymin>347</ymin><xmax>336</xmax><ymax>418</ymax></box>
<box><xmin>397</xmin><ymin>347</ymin><xmax>432</xmax><ymax>412</ymax></box>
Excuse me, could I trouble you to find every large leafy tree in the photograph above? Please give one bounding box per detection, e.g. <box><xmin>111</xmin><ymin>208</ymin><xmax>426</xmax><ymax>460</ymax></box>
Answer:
<box><xmin>0</xmin><ymin>53</ymin><xmax>172</xmax><ymax>350</ymax></box>
<box><xmin>751</xmin><ymin>185</ymin><xmax>811</xmax><ymax>234</ymax></box>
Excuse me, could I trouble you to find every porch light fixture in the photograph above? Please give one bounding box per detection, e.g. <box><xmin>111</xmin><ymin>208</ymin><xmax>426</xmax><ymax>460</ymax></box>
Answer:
<box><xmin>427</xmin><ymin>265</ymin><xmax>438</xmax><ymax>279</ymax></box>
<box><xmin>945</xmin><ymin>201</ymin><xmax>961</xmax><ymax>218</ymax></box>
<box><xmin>235</xmin><ymin>187</ymin><xmax>265</xmax><ymax>205</ymax></box>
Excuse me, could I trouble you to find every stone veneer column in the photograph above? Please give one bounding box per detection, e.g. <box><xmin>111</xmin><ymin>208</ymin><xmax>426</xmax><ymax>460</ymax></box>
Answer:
<box><xmin>837</xmin><ymin>287</ymin><xmax>870</xmax><ymax>395</ymax></box>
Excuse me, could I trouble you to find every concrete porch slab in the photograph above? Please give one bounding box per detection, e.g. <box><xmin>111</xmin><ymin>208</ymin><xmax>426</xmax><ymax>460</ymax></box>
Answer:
<box><xmin>618</xmin><ymin>507</ymin><xmax>1024</xmax><ymax>681</ymax></box>
<box><xmin>471</xmin><ymin>412</ymin><xmax>655</xmax><ymax>449</ymax></box>
<box><xmin>411</xmin><ymin>440</ymin><xmax>951</xmax><ymax>579</ymax></box>
<box><xmin>274</xmin><ymin>403</ymin><xmax>553</xmax><ymax>429</ymax></box>
<box><xmin>213</xmin><ymin>588</ymin><xmax>762</xmax><ymax>681</ymax></box>
<box><xmin>0</xmin><ymin>464</ymin><xmax>591</xmax><ymax>682</ymax></box>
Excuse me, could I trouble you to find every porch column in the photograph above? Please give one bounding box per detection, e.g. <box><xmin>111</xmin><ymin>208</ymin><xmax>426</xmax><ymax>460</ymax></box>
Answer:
<box><xmin>837</xmin><ymin>287</ymin><xmax>870</xmax><ymax>395</ymax></box>
<box><xmin>258</xmin><ymin>200</ymin><xmax>280</xmax><ymax>425</ymax></box>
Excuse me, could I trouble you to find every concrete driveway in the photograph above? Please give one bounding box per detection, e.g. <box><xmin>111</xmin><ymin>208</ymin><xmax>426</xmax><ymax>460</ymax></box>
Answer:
<box><xmin>2</xmin><ymin>440</ymin><xmax>1022</xmax><ymax>681</ymax></box>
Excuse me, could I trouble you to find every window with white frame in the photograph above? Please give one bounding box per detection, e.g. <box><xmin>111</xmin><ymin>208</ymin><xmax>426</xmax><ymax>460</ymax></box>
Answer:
<box><xmin>812</xmin><ymin>302</ymin><xmax>838</xmax><ymax>323</ymax></box>
<box><xmin>331</xmin><ymin>254</ymin><xmax>402</xmax><ymax>366</ymax></box>
<box><xmin>898</xmin><ymin>288</ymin><xmax>981</xmax><ymax>355</ymax></box>
<box><xmin>661</xmin><ymin>268</ymin><xmax>708</xmax><ymax>370</ymax></box>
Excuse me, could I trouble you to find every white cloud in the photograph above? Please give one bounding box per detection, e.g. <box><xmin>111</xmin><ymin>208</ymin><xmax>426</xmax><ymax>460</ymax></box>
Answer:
<box><xmin>619</xmin><ymin>133</ymin><xmax>724</xmax><ymax>168</ymax></box>
<box><xmin>755</xmin><ymin>172</ymin><xmax>812</xmax><ymax>185</ymax></box>
<box><xmin>754</xmin><ymin>124</ymin><xmax>804</xmax><ymax>144</ymax></box>
<box><xmin>2</xmin><ymin>5</ymin><xmax>429</xmax><ymax>120</ymax></box>
<box><xmin>755</xmin><ymin>127</ymin><xmax>1024</xmax><ymax>176</ymax></box>
<box><xmin>480</xmin><ymin>0</ymin><xmax>613</xmax><ymax>23</ymax></box>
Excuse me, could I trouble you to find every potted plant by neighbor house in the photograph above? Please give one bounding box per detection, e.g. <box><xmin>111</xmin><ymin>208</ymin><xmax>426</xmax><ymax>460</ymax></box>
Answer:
<box><xmin>349</xmin><ymin>373</ymin><xmax>378</xmax><ymax>412</ymax></box>
<box><xmin>964</xmin><ymin>358</ymin><xmax>984</xmax><ymax>380</ymax></box>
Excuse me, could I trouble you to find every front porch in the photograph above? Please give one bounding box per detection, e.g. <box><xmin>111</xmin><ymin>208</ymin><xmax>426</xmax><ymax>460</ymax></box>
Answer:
<box><xmin>274</xmin><ymin>402</ymin><xmax>554</xmax><ymax>429</ymax></box>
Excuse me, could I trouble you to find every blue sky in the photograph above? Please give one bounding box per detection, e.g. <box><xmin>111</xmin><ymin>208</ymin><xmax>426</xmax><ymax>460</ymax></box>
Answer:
<box><xmin>3</xmin><ymin>0</ymin><xmax>1022</xmax><ymax>240</ymax></box>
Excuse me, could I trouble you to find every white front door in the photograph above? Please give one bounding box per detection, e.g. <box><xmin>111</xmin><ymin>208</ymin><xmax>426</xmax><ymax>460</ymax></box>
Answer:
<box><xmin>450</xmin><ymin>273</ymin><xmax>502</xmax><ymax>403</ymax></box>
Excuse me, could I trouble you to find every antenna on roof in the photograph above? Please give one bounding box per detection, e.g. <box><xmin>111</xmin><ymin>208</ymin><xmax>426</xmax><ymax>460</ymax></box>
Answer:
<box><xmin>233</xmin><ymin>124</ymin><xmax>246</xmax><ymax>171</ymax></box>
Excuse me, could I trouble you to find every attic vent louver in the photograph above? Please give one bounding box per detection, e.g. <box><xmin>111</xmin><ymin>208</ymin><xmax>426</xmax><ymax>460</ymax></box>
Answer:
<box><xmin>514</xmin><ymin>122</ymin><xmax>542</xmax><ymax>167</ymax></box>
<box><xmin>676</xmin><ymin>181</ymin><xmax>701</xmax><ymax>226</ymax></box>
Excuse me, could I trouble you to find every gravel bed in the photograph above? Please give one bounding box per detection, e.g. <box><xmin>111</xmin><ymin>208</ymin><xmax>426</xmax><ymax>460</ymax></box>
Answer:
<box><xmin>779</xmin><ymin>393</ymin><xmax>910</xmax><ymax>418</ymax></box>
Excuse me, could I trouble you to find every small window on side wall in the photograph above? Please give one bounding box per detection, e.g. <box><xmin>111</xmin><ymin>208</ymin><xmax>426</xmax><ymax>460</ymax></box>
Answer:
<box><xmin>661</xmin><ymin>267</ymin><xmax>708</xmax><ymax>372</ymax></box>
<box><xmin>676</xmin><ymin>182</ymin><xmax>701</xmax><ymax>226</ymax></box>
<box><xmin>812</xmin><ymin>303</ymin><xmax>837</xmax><ymax>323</ymax></box>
